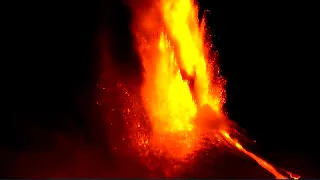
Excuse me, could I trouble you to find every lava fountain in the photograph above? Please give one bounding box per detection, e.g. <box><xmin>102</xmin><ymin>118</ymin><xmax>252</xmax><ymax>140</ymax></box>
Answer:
<box><xmin>105</xmin><ymin>0</ymin><xmax>301</xmax><ymax>178</ymax></box>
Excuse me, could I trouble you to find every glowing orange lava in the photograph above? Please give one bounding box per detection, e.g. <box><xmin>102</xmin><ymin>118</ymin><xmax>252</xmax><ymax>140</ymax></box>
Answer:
<box><xmin>125</xmin><ymin>0</ymin><xmax>300</xmax><ymax>178</ymax></box>
<box><xmin>132</xmin><ymin>0</ymin><xmax>226</xmax><ymax>159</ymax></box>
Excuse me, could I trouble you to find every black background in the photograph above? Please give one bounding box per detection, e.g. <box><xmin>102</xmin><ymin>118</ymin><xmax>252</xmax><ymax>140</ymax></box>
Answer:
<box><xmin>1</xmin><ymin>0</ymin><xmax>319</xmax><ymax>177</ymax></box>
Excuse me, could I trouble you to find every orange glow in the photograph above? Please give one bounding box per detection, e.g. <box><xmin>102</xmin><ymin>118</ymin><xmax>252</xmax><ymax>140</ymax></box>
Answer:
<box><xmin>161</xmin><ymin>0</ymin><xmax>223</xmax><ymax>111</ymax></box>
<box><xmin>140</xmin><ymin>32</ymin><xmax>198</xmax><ymax>157</ymax></box>
<box><xmin>221</xmin><ymin>131</ymin><xmax>287</xmax><ymax>179</ymax></box>
<box><xmin>127</xmin><ymin>0</ymin><xmax>300</xmax><ymax>178</ymax></box>
<box><xmin>133</xmin><ymin>0</ymin><xmax>225</xmax><ymax>158</ymax></box>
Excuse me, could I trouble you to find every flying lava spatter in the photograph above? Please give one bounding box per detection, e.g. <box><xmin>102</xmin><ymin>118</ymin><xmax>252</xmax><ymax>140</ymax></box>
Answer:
<box><xmin>108</xmin><ymin>0</ymin><xmax>301</xmax><ymax>178</ymax></box>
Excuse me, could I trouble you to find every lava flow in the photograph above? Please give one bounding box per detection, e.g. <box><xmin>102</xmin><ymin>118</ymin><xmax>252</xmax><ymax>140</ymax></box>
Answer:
<box><xmin>108</xmin><ymin>0</ymin><xmax>301</xmax><ymax>178</ymax></box>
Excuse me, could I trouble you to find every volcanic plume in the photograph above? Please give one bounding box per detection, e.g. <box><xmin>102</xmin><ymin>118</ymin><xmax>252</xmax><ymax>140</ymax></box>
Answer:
<box><xmin>101</xmin><ymin>0</ymin><xmax>300</xmax><ymax>178</ymax></box>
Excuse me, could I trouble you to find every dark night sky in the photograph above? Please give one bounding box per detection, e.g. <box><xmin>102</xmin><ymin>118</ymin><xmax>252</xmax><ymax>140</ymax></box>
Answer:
<box><xmin>1</xmin><ymin>0</ymin><xmax>319</xmax><ymax>177</ymax></box>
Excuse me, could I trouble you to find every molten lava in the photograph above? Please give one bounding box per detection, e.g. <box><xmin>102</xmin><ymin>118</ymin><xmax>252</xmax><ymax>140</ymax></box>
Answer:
<box><xmin>113</xmin><ymin>0</ymin><xmax>301</xmax><ymax>178</ymax></box>
<box><xmin>132</xmin><ymin>0</ymin><xmax>227</xmax><ymax>160</ymax></box>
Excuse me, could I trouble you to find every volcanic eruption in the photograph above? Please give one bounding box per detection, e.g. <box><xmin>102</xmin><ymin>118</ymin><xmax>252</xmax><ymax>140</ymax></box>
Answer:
<box><xmin>100</xmin><ymin>0</ymin><xmax>300</xmax><ymax>178</ymax></box>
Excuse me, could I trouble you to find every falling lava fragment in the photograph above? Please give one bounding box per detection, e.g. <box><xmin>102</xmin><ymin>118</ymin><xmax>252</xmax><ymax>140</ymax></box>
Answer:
<box><xmin>123</xmin><ymin>0</ymin><xmax>301</xmax><ymax>178</ymax></box>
